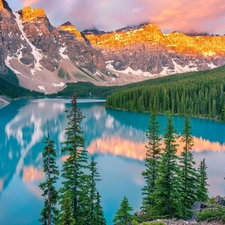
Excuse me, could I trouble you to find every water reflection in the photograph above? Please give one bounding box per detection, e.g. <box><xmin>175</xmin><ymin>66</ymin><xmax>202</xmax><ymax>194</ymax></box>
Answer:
<box><xmin>0</xmin><ymin>99</ymin><xmax>225</xmax><ymax>225</ymax></box>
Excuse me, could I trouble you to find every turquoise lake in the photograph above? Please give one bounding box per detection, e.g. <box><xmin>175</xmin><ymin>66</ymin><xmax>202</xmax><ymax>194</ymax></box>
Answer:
<box><xmin>0</xmin><ymin>98</ymin><xmax>225</xmax><ymax>225</ymax></box>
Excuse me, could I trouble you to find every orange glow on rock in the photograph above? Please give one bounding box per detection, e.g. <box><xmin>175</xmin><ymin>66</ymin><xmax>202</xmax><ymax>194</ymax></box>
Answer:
<box><xmin>84</xmin><ymin>24</ymin><xmax>225</xmax><ymax>57</ymax></box>
<box><xmin>21</xmin><ymin>6</ymin><xmax>45</xmax><ymax>21</ymax></box>
<box><xmin>58</xmin><ymin>23</ymin><xmax>83</xmax><ymax>40</ymax></box>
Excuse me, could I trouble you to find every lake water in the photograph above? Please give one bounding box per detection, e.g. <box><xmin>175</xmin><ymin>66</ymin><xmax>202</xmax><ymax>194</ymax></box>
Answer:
<box><xmin>0</xmin><ymin>98</ymin><xmax>225</xmax><ymax>225</ymax></box>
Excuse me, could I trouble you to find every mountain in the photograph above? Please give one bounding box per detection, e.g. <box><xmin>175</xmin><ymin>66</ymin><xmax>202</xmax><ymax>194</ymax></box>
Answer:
<box><xmin>1</xmin><ymin>0</ymin><xmax>225</xmax><ymax>93</ymax></box>
<box><xmin>83</xmin><ymin>23</ymin><xmax>225</xmax><ymax>76</ymax></box>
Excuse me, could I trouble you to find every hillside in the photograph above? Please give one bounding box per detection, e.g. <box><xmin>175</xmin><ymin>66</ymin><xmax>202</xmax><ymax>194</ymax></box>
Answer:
<box><xmin>0</xmin><ymin>68</ymin><xmax>43</xmax><ymax>99</ymax></box>
<box><xmin>105</xmin><ymin>65</ymin><xmax>225</xmax><ymax>121</ymax></box>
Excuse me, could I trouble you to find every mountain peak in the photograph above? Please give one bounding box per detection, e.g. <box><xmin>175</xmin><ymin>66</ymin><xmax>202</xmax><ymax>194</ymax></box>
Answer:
<box><xmin>58</xmin><ymin>22</ymin><xmax>82</xmax><ymax>39</ymax></box>
<box><xmin>21</xmin><ymin>6</ymin><xmax>45</xmax><ymax>21</ymax></box>
<box><xmin>0</xmin><ymin>0</ymin><xmax>12</xmax><ymax>12</ymax></box>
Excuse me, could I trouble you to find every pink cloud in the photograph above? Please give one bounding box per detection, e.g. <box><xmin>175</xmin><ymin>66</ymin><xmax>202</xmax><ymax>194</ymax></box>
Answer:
<box><xmin>11</xmin><ymin>0</ymin><xmax>225</xmax><ymax>34</ymax></box>
<box><xmin>22</xmin><ymin>0</ymin><xmax>41</xmax><ymax>7</ymax></box>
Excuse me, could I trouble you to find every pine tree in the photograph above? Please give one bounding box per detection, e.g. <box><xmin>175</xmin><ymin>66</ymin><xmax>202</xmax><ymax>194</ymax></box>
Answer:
<box><xmin>196</xmin><ymin>158</ymin><xmax>209</xmax><ymax>202</ymax></box>
<box><xmin>112</xmin><ymin>196</ymin><xmax>133</xmax><ymax>225</ymax></box>
<box><xmin>179</xmin><ymin>116</ymin><xmax>198</xmax><ymax>217</ymax></box>
<box><xmin>153</xmin><ymin>114</ymin><xmax>183</xmax><ymax>218</ymax></box>
<box><xmin>89</xmin><ymin>156</ymin><xmax>106</xmax><ymax>225</ymax></box>
<box><xmin>39</xmin><ymin>129</ymin><xmax>59</xmax><ymax>225</ymax></box>
<box><xmin>142</xmin><ymin>110</ymin><xmax>161</xmax><ymax>212</ymax></box>
<box><xmin>57</xmin><ymin>193</ymin><xmax>76</xmax><ymax>225</ymax></box>
<box><xmin>93</xmin><ymin>192</ymin><xmax>106</xmax><ymax>225</ymax></box>
<box><xmin>59</xmin><ymin>92</ymin><xmax>90</xmax><ymax>223</ymax></box>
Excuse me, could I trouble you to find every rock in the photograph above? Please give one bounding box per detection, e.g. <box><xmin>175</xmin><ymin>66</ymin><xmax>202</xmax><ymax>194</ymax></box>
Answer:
<box><xmin>83</xmin><ymin>23</ymin><xmax>225</xmax><ymax>74</ymax></box>
<box><xmin>58</xmin><ymin>21</ymin><xmax>83</xmax><ymax>40</ymax></box>
<box><xmin>191</xmin><ymin>201</ymin><xmax>208</xmax><ymax>213</ymax></box>
<box><xmin>214</xmin><ymin>195</ymin><xmax>225</xmax><ymax>206</ymax></box>
<box><xmin>21</xmin><ymin>7</ymin><xmax>45</xmax><ymax>21</ymax></box>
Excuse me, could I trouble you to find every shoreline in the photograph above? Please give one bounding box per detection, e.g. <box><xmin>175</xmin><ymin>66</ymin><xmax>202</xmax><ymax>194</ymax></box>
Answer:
<box><xmin>0</xmin><ymin>96</ymin><xmax>11</xmax><ymax>108</ymax></box>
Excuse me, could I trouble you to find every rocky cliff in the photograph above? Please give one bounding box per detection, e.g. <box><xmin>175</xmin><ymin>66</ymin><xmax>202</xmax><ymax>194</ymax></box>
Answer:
<box><xmin>83</xmin><ymin>23</ymin><xmax>225</xmax><ymax>75</ymax></box>
<box><xmin>1</xmin><ymin>0</ymin><xmax>225</xmax><ymax>93</ymax></box>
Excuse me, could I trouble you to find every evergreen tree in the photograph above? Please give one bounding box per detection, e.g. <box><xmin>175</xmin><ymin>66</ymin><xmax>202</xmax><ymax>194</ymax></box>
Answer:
<box><xmin>59</xmin><ymin>92</ymin><xmax>90</xmax><ymax>223</ymax></box>
<box><xmin>179</xmin><ymin>116</ymin><xmax>198</xmax><ymax>217</ymax></box>
<box><xmin>89</xmin><ymin>156</ymin><xmax>106</xmax><ymax>225</ymax></box>
<box><xmin>39</xmin><ymin>130</ymin><xmax>59</xmax><ymax>225</ymax></box>
<box><xmin>113</xmin><ymin>196</ymin><xmax>133</xmax><ymax>225</ymax></box>
<box><xmin>57</xmin><ymin>193</ymin><xmax>76</xmax><ymax>225</ymax></box>
<box><xmin>153</xmin><ymin>114</ymin><xmax>183</xmax><ymax>218</ymax></box>
<box><xmin>142</xmin><ymin>110</ymin><xmax>161</xmax><ymax>212</ymax></box>
<box><xmin>196</xmin><ymin>158</ymin><xmax>209</xmax><ymax>202</ymax></box>
<box><xmin>93</xmin><ymin>192</ymin><xmax>106</xmax><ymax>225</ymax></box>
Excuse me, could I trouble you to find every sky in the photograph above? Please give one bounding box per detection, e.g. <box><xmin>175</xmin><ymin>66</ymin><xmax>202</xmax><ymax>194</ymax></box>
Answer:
<box><xmin>6</xmin><ymin>0</ymin><xmax>225</xmax><ymax>34</ymax></box>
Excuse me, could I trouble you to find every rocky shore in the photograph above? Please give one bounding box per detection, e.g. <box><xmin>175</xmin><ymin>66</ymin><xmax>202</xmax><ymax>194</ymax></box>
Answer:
<box><xmin>141</xmin><ymin>219</ymin><xmax>224</xmax><ymax>225</ymax></box>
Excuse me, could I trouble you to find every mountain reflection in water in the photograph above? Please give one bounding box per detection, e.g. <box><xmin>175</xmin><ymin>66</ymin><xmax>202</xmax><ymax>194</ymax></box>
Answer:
<box><xmin>0</xmin><ymin>99</ymin><xmax>225</xmax><ymax>225</ymax></box>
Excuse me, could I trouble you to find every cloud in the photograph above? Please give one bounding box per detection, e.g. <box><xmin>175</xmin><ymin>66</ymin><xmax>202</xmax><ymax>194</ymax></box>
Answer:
<box><xmin>16</xmin><ymin>0</ymin><xmax>225</xmax><ymax>34</ymax></box>
<box><xmin>22</xmin><ymin>0</ymin><xmax>41</xmax><ymax>7</ymax></box>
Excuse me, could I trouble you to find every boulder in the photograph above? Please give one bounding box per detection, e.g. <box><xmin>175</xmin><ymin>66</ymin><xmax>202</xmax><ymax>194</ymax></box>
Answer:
<box><xmin>191</xmin><ymin>201</ymin><xmax>208</xmax><ymax>213</ymax></box>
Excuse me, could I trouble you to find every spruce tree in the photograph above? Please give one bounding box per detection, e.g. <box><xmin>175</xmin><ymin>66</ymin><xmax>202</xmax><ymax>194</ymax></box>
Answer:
<box><xmin>179</xmin><ymin>116</ymin><xmax>198</xmax><ymax>217</ymax></box>
<box><xmin>113</xmin><ymin>196</ymin><xmax>133</xmax><ymax>225</ymax></box>
<box><xmin>196</xmin><ymin>158</ymin><xmax>209</xmax><ymax>202</ymax></box>
<box><xmin>93</xmin><ymin>192</ymin><xmax>106</xmax><ymax>225</ymax></box>
<box><xmin>39</xmin><ymin>130</ymin><xmax>59</xmax><ymax>225</ymax></box>
<box><xmin>59</xmin><ymin>92</ymin><xmax>90</xmax><ymax>223</ymax></box>
<box><xmin>89</xmin><ymin>156</ymin><xmax>106</xmax><ymax>225</ymax></box>
<box><xmin>142</xmin><ymin>110</ymin><xmax>161</xmax><ymax>212</ymax></box>
<box><xmin>57</xmin><ymin>193</ymin><xmax>76</xmax><ymax>225</ymax></box>
<box><xmin>153</xmin><ymin>114</ymin><xmax>183</xmax><ymax>218</ymax></box>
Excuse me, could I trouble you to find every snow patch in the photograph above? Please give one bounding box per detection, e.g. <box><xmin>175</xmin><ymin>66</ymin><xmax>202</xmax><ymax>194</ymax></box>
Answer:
<box><xmin>52</xmin><ymin>82</ymin><xmax>65</xmax><ymax>87</ymax></box>
<box><xmin>106</xmin><ymin>63</ymin><xmax>155</xmax><ymax>77</ymax></box>
<box><xmin>172</xmin><ymin>60</ymin><xmax>198</xmax><ymax>73</ymax></box>
<box><xmin>14</xmin><ymin>12</ymin><xmax>43</xmax><ymax>75</ymax></box>
<box><xmin>38</xmin><ymin>86</ymin><xmax>46</xmax><ymax>91</ymax></box>
<box><xmin>95</xmin><ymin>71</ymin><xmax>101</xmax><ymax>76</ymax></box>
<box><xmin>208</xmin><ymin>62</ymin><xmax>217</xmax><ymax>69</ymax></box>
<box><xmin>59</xmin><ymin>45</ymin><xmax>69</xmax><ymax>60</ymax></box>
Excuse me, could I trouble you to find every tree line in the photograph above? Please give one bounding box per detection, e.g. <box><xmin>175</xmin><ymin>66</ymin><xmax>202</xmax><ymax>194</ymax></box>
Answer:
<box><xmin>38</xmin><ymin>93</ymin><xmax>209</xmax><ymax>225</ymax></box>
<box><xmin>141</xmin><ymin>112</ymin><xmax>208</xmax><ymax>220</ymax></box>
<box><xmin>105</xmin><ymin>66</ymin><xmax>225</xmax><ymax>121</ymax></box>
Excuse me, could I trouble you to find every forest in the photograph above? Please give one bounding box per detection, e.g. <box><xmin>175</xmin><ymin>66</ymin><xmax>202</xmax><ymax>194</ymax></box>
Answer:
<box><xmin>105</xmin><ymin>66</ymin><xmax>225</xmax><ymax>121</ymax></box>
<box><xmin>0</xmin><ymin>68</ymin><xmax>43</xmax><ymax>98</ymax></box>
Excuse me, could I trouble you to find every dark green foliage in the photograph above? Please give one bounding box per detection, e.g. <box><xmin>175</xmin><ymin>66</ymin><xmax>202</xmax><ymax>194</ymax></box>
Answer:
<box><xmin>142</xmin><ymin>110</ymin><xmax>161</xmax><ymax>212</ymax></box>
<box><xmin>153</xmin><ymin>114</ymin><xmax>183</xmax><ymax>218</ymax></box>
<box><xmin>0</xmin><ymin>67</ymin><xmax>43</xmax><ymax>98</ymax></box>
<box><xmin>89</xmin><ymin>156</ymin><xmax>106</xmax><ymax>225</ymax></box>
<box><xmin>105</xmin><ymin>66</ymin><xmax>225</xmax><ymax>120</ymax></box>
<box><xmin>93</xmin><ymin>192</ymin><xmax>106</xmax><ymax>225</ymax></box>
<box><xmin>39</xmin><ymin>131</ymin><xmax>59</xmax><ymax>225</ymax></box>
<box><xmin>50</xmin><ymin>82</ymin><xmax>116</xmax><ymax>98</ymax></box>
<box><xmin>59</xmin><ymin>92</ymin><xmax>90</xmax><ymax>223</ymax></box>
<box><xmin>196</xmin><ymin>159</ymin><xmax>209</xmax><ymax>202</ymax></box>
<box><xmin>57</xmin><ymin>193</ymin><xmax>76</xmax><ymax>225</ymax></box>
<box><xmin>113</xmin><ymin>196</ymin><xmax>134</xmax><ymax>225</ymax></box>
<box><xmin>0</xmin><ymin>76</ymin><xmax>43</xmax><ymax>99</ymax></box>
<box><xmin>0</xmin><ymin>67</ymin><xmax>19</xmax><ymax>85</ymax></box>
<box><xmin>197</xmin><ymin>198</ymin><xmax>225</xmax><ymax>222</ymax></box>
<box><xmin>179</xmin><ymin>116</ymin><xmax>198</xmax><ymax>217</ymax></box>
